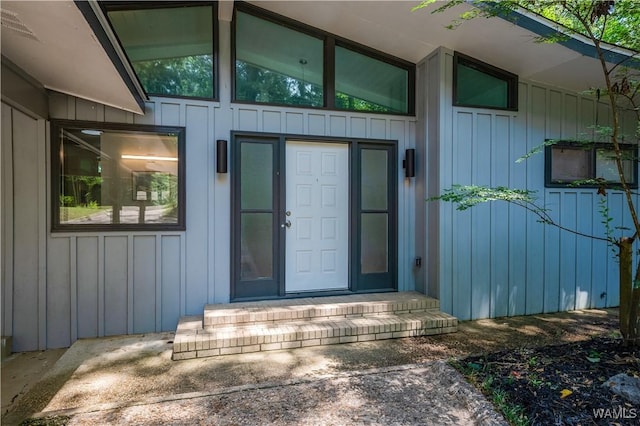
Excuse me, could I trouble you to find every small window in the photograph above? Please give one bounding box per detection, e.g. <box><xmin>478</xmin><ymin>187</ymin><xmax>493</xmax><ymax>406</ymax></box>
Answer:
<box><xmin>51</xmin><ymin>121</ymin><xmax>186</xmax><ymax>231</ymax></box>
<box><xmin>545</xmin><ymin>141</ymin><xmax>637</xmax><ymax>188</ymax></box>
<box><xmin>335</xmin><ymin>46</ymin><xmax>409</xmax><ymax>114</ymax></box>
<box><xmin>105</xmin><ymin>3</ymin><xmax>216</xmax><ymax>99</ymax></box>
<box><xmin>454</xmin><ymin>52</ymin><xmax>518</xmax><ymax>110</ymax></box>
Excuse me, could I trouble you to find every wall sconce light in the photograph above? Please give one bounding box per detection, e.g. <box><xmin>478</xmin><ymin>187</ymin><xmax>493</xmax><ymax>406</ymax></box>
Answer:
<box><xmin>217</xmin><ymin>139</ymin><xmax>228</xmax><ymax>173</ymax></box>
<box><xmin>403</xmin><ymin>148</ymin><xmax>415</xmax><ymax>178</ymax></box>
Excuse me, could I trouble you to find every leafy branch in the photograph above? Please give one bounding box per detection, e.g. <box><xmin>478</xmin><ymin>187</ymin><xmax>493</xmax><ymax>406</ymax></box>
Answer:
<box><xmin>429</xmin><ymin>185</ymin><xmax>613</xmax><ymax>243</ymax></box>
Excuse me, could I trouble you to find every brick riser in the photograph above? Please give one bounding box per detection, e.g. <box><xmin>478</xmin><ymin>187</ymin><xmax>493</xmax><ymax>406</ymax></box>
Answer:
<box><xmin>203</xmin><ymin>294</ymin><xmax>441</xmax><ymax>328</ymax></box>
<box><xmin>172</xmin><ymin>293</ymin><xmax>458</xmax><ymax>360</ymax></box>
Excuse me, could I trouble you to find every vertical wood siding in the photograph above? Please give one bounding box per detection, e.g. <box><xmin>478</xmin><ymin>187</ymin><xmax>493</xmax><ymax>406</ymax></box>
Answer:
<box><xmin>1</xmin><ymin>104</ymin><xmax>48</xmax><ymax>351</ymax></box>
<box><xmin>434</xmin><ymin>49</ymin><xmax>639</xmax><ymax>320</ymax></box>
<box><xmin>39</xmin><ymin>95</ymin><xmax>416</xmax><ymax>349</ymax></box>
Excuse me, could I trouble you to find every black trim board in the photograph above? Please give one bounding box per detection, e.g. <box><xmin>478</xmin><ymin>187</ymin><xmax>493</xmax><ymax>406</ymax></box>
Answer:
<box><xmin>73</xmin><ymin>1</ymin><xmax>146</xmax><ymax>112</ymax></box>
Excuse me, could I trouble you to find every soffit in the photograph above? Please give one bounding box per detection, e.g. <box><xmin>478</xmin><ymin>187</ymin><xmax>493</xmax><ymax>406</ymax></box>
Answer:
<box><xmin>251</xmin><ymin>0</ymin><xmax>621</xmax><ymax>93</ymax></box>
<box><xmin>1</xmin><ymin>0</ymin><xmax>144</xmax><ymax>114</ymax></box>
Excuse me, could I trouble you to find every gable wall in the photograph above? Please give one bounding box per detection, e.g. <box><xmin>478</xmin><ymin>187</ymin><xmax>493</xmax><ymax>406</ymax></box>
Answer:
<box><xmin>423</xmin><ymin>48</ymin><xmax>639</xmax><ymax>321</ymax></box>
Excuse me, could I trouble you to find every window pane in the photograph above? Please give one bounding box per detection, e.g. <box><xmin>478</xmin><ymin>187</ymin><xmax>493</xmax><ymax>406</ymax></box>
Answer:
<box><xmin>456</xmin><ymin>60</ymin><xmax>509</xmax><ymax>109</ymax></box>
<box><xmin>335</xmin><ymin>46</ymin><xmax>408</xmax><ymax>114</ymax></box>
<box><xmin>240</xmin><ymin>213</ymin><xmax>273</xmax><ymax>280</ymax></box>
<box><xmin>361</xmin><ymin>149</ymin><xmax>388</xmax><ymax>210</ymax></box>
<box><xmin>241</xmin><ymin>143</ymin><xmax>273</xmax><ymax>210</ymax></box>
<box><xmin>550</xmin><ymin>146</ymin><xmax>591</xmax><ymax>182</ymax></box>
<box><xmin>58</xmin><ymin>128</ymin><xmax>180</xmax><ymax>225</ymax></box>
<box><xmin>108</xmin><ymin>6</ymin><xmax>214</xmax><ymax>98</ymax></box>
<box><xmin>235</xmin><ymin>11</ymin><xmax>323</xmax><ymax>107</ymax></box>
<box><xmin>596</xmin><ymin>148</ymin><xmax>635</xmax><ymax>183</ymax></box>
<box><xmin>361</xmin><ymin>213</ymin><xmax>388</xmax><ymax>274</ymax></box>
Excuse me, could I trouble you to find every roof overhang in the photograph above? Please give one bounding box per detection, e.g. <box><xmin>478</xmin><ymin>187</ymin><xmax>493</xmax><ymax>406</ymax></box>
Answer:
<box><xmin>1</xmin><ymin>0</ymin><xmax>145</xmax><ymax>115</ymax></box>
<box><xmin>251</xmin><ymin>1</ymin><xmax>638</xmax><ymax>94</ymax></box>
<box><xmin>1</xmin><ymin>0</ymin><xmax>636</xmax><ymax>115</ymax></box>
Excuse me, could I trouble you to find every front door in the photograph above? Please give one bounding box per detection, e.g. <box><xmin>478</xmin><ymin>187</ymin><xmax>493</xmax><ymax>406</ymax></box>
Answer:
<box><xmin>231</xmin><ymin>133</ymin><xmax>397</xmax><ymax>301</ymax></box>
<box><xmin>285</xmin><ymin>141</ymin><xmax>349</xmax><ymax>292</ymax></box>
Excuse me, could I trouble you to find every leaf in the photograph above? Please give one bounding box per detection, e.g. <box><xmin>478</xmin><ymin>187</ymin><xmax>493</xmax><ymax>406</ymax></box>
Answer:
<box><xmin>586</xmin><ymin>356</ymin><xmax>601</xmax><ymax>363</ymax></box>
<box><xmin>467</xmin><ymin>362</ymin><xmax>482</xmax><ymax>371</ymax></box>
<box><xmin>560</xmin><ymin>389</ymin><xmax>573</xmax><ymax>398</ymax></box>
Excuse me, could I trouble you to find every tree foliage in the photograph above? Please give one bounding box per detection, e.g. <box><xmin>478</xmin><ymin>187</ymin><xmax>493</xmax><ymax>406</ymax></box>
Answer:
<box><xmin>415</xmin><ymin>0</ymin><xmax>640</xmax><ymax>52</ymax></box>
<box><xmin>133</xmin><ymin>55</ymin><xmax>214</xmax><ymax>98</ymax></box>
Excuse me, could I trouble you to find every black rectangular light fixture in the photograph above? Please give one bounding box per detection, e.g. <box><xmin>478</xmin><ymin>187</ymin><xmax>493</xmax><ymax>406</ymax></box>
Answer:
<box><xmin>217</xmin><ymin>139</ymin><xmax>228</xmax><ymax>173</ymax></box>
<box><xmin>403</xmin><ymin>148</ymin><xmax>415</xmax><ymax>178</ymax></box>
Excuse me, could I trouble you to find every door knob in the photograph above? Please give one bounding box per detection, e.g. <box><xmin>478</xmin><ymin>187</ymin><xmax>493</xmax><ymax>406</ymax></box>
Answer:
<box><xmin>284</xmin><ymin>220</ymin><xmax>292</xmax><ymax>228</ymax></box>
<box><xmin>285</xmin><ymin>211</ymin><xmax>291</xmax><ymax>216</ymax></box>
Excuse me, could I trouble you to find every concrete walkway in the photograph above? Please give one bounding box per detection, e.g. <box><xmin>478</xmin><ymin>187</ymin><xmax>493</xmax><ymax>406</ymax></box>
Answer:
<box><xmin>1</xmin><ymin>333</ymin><xmax>506</xmax><ymax>425</ymax></box>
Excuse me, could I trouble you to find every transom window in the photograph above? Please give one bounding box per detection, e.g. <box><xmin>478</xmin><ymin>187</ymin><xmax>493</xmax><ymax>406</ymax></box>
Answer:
<box><xmin>51</xmin><ymin>121</ymin><xmax>186</xmax><ymax>231</ymax></box>
<box><xmin>454</xmin><ymin>52</ymin><xmax>518</xmax><ymax>110</ymax></box>
<box><xmin>233</xmin><ymin>5</ymin><xmax>414</xmax><ymax>115</ymax></box>
<box><xmin>545</xmin><ymin>141</ymin><xmax>637</xmax><ymax>188</ymax></box>
<box><xmin>104</xmin><ymin>2</ymin><xmax>216</xmax><ymax>99</ymax></box>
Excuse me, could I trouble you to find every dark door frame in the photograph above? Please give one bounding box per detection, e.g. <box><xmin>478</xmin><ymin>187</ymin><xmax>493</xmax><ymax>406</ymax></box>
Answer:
<box><xmin>230</xmin><ymin>131</ymin><xmax>398</xmax><ymax>301</ymax></box>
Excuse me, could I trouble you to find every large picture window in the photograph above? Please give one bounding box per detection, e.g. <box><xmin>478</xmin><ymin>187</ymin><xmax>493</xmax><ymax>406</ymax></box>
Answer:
<box><xmin>233</xmin><ymin>4</ymin><xmax>414</xmax><ymax>115</ymax></box>
<box><xmin>104</xmin><ymin>2</ymin><xmax>216</xmax><ymax>99</ymax></box>
<box><xmin>545</xmin><ymin>140</ymin><xmax>637</xmax><ymax>188</ymax></box>
<box><xmin>454</xmin><ymin>52</ymin><xmax>518</xmax><ymax>110</ymax></box>
<box><xmin>51</xmin><ymin>121</ymin><xmax>186</xmax><ymax>231</ymax></box>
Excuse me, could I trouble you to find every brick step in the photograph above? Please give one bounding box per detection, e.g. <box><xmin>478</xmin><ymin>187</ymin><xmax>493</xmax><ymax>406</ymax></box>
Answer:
<box><xmin>173</xmin><ymin>310</ymin><xmax>457</xmax><ymax>360</ymax></box>
<box><xmin>203</xmin><ymin>292</ymin><xmax>441</xmax><ymax>328</ymax></box>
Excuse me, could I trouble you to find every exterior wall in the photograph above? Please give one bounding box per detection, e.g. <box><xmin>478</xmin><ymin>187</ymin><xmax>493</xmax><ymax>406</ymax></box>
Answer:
<box><xmin>425</xmin><ymin>47</ymin><xmax>639</xmax><ymax>321</ymax></box>
<box><xmin>3</xmin><ymin>18</ymin><xmax>417</xmax><ymax>352</ymax></box>
<box><xmin>1</xmin><ymin>103</ymin><xmax>48</xmax><ymax>351</ymax></box>
<box><xmin>43</xmin><ymin>96</ymin><xmax>416</xmax><ymax>350</ymax></box>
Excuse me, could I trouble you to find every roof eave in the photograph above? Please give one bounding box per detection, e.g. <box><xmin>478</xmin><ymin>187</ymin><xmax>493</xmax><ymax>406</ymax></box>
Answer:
<box><xmin>74</xmin><ymin>0</ymin><xmax>148</xmax><ymax>114</ymax></box>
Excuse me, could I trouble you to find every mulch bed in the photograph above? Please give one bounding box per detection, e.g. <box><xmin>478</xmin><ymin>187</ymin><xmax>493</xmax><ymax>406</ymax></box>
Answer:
<box><xmin>452</xmin><ymin>337</ymin><xmax>640</xmax><ymax>426</ymax></box>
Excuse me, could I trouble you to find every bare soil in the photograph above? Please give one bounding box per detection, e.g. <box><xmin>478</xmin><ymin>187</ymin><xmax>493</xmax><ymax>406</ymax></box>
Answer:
<box><xmin>454</xmin><ymin>337</ymin><xmax>639</xmax><ymax>425</ymax></box>
<box><xmin>403</xmin><ymin>308</ymin><xmax>638</xmax><ymax>425</ymax></box>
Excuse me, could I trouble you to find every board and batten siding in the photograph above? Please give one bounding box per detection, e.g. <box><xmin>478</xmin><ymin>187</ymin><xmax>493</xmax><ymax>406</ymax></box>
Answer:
<box><xmin>1</xmin><ymin>103</ymin><xmax>48</xmax><ymax>351</ymax></box>
<box><xmin>41</xmin><ymin>92</ymin><xmax>417</xmax><ymax>350</ymax></box>
<box><xmin>426</xmin><ymin>48</ymin><xmax>639</xmax><ymax>321</ymax></box>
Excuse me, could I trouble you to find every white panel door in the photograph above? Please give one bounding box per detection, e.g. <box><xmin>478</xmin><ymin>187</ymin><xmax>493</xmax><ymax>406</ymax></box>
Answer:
<box><xmin>285</xmin><ymin>141</ymin><xmax>349</xmax><ymax>292</ymax></box>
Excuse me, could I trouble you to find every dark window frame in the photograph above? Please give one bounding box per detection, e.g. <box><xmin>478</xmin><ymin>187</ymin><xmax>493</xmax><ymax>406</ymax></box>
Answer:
<box><xmin>50</xmin><ymin>120</ymin><xmax>187</xmax><ymax>232</ymax></box>
<box><xmin>101</xmin><ymin>1</ymin><xmax>219</xmax><ymax>102</ymax></box>
<box><xmin>453</xmin><ymin>52</ymin><xmax>518</xmax><ymax>111</ymax></box>
<box><xmin>232</xmin><ymin>3</ymin><xmax>415</xmax><ymax>116</ymax></box>
<box><xmin>544</xmin><ymin>140</ymin><xmax>638</xmax><ymax>188</ymax></box>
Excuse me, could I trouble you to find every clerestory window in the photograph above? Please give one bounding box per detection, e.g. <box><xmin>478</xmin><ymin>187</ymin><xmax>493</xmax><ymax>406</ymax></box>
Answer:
<box><xmin>104</xmin><ymin>2</ymin><xmax>217</xmax><ymax>99</ymax></box>
<box><xmin>454</xmin><ymin>52</ymin><xmax>518</xmax><ymax>111</ymax></box>
<box><xmin>233</xmin><ymin>4</ymin><xmax>414</xmax><ymax>115</ymax></box>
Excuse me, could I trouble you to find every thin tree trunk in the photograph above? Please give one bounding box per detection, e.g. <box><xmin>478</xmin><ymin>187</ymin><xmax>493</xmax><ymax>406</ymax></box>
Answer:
<box><xmin>619</xmin><ymin>238</ymin><xmax>633</xmax><ymax>342</ymax></box>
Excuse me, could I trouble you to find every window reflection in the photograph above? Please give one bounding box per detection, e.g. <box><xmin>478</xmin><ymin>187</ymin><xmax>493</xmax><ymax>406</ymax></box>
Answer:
<box><xmin>58</xmin><ymin>127</ymin><xmax>180</xmax><ymax>226</ymax></box>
